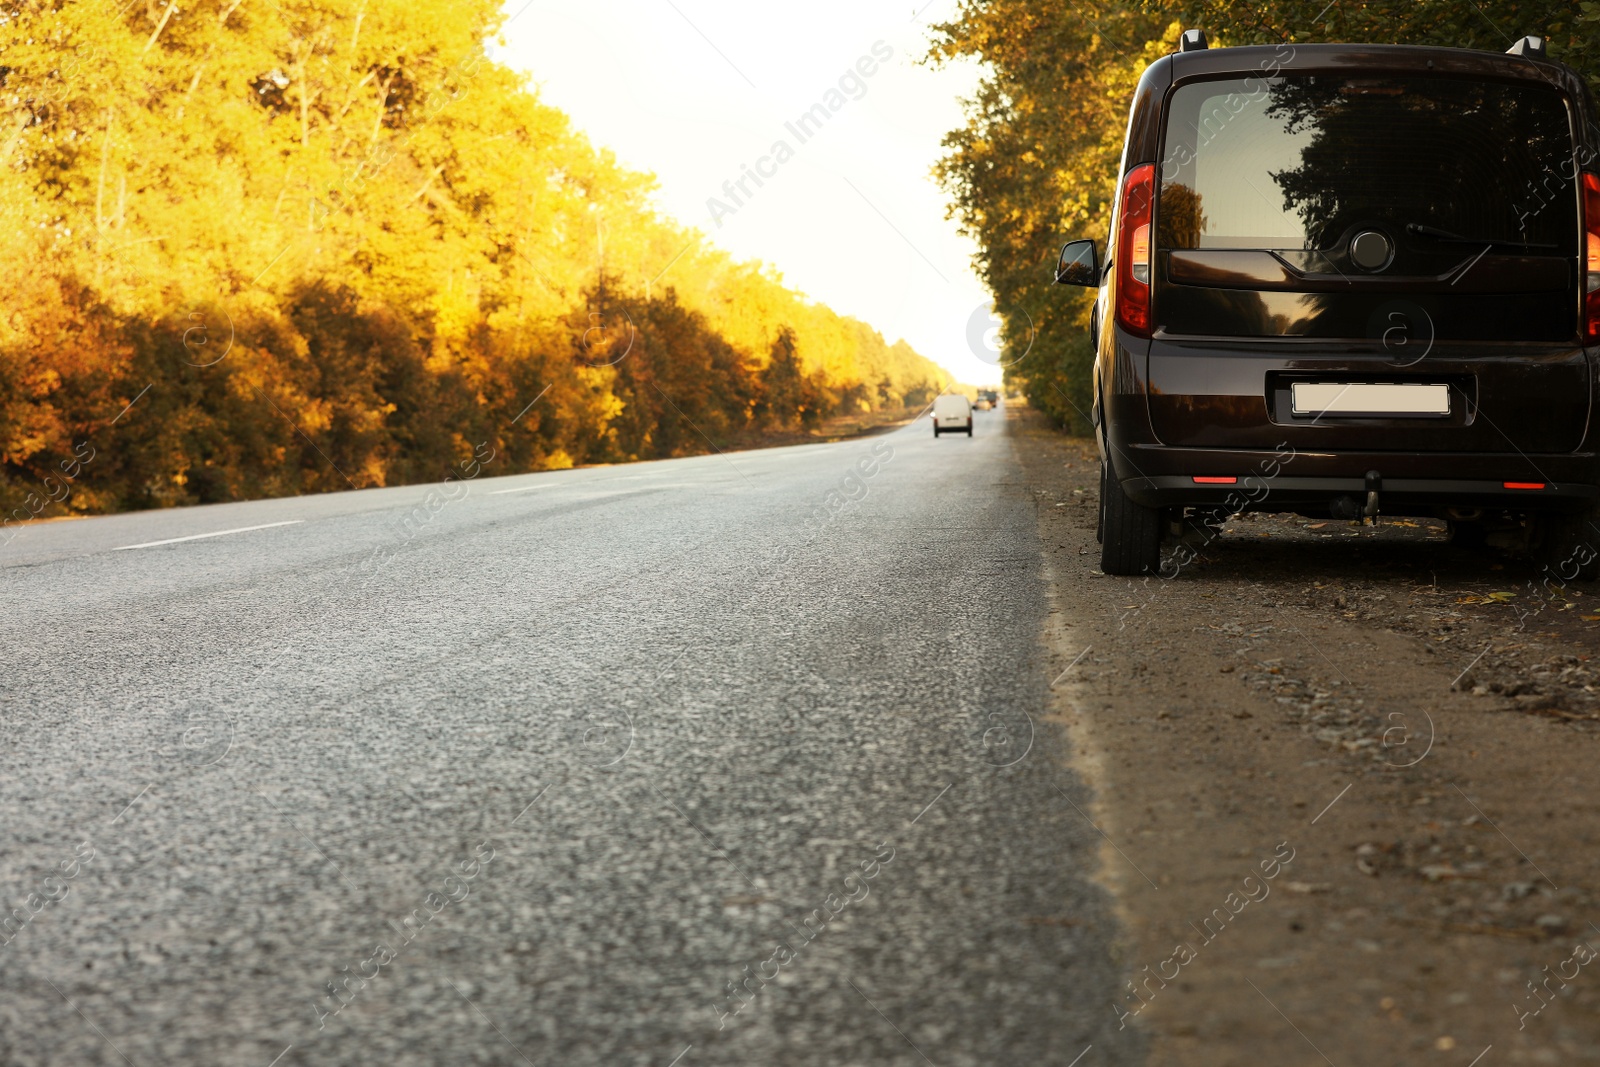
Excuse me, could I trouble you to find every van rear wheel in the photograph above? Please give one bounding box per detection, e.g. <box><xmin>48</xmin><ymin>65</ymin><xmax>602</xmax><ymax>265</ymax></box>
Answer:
<box><xmin>1095</xmin><ymin>461</ymin><xmax>1105</xmax><ymax>544</ymax></box>
<box><xmin>1100</xmin><ymin>459</ymin><xmax>1161</xmax><ymax>575</ymax></box>
<box><xmin>1530</xmin><ymin>505</ymin><xmax>1600</xmax><ymax>582</ymax></box>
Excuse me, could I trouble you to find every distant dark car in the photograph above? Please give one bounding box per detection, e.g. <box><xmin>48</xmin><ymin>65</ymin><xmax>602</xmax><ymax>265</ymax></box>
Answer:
<box><xmin>1056</xmin><ymin>31</ymin><xmax>1600</xmax><ymax>579</ymax></box>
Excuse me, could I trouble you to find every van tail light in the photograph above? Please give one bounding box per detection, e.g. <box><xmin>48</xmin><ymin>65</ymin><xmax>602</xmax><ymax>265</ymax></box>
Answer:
<box><xmin>1584</xmin><ymin>172</ymin><xmax>1600</xmax><ymax>344</ymax></box>
<box><xmin>1115</xmin><ymin>163</ymin><xmax>1156</xmax><ymax>337</ymax></box>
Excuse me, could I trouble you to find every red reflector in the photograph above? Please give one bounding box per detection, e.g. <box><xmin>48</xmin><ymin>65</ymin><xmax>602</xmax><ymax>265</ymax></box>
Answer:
<box><xmin>1504</xmin><ymin>481</ymin><xmax>1546</xmax><ymax>490</ymax></box>
<box><xmin>1192</xmin><ymin>476</ymin><xmax>1237</xmax><ymax>484</ymax></box>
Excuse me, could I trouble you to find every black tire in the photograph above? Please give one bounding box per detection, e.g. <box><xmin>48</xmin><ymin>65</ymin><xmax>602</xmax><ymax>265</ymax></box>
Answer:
<box><xmin>1531</xmin><ymin>505</ymin><xmax>1600</xmax><ymax>582</ymax></box>
<box><xmin>933</xmin><ymin>425</ymin><xmax>940</xmax><ymax>437</ymax></box>
<box><xmin>1100</xmin><ymin>459</ymin><xmax>1161</xmax><ymax>575</ymax></box>
<box><xmin>1095</xmin><ymin>461</ymin><xmax>1105</xmax><ymax>544</ymax></box>
<box><xmin>966</xmin><ymin>424</ymin><xmax>973</xmax><ymax>437</ymax></box>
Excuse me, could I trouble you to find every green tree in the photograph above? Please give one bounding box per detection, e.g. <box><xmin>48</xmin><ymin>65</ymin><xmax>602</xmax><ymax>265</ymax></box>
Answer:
<box><xmin>927</xmin><ymin>3</ymin><xmax>1175</xmax><ymax>430</ymax></box>
<box><xmin>1177</xmin><ymin>1</ymin><xmax>1600</xmax><ymax>90</ymax></box>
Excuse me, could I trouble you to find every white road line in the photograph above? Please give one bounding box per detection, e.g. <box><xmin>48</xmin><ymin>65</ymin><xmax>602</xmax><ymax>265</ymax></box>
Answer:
<box><xmin>112</xmin><ymin>520</ymin><xmax>304</xmax><ymax>551</ymax></box>
<box><xmin>488</xmin><ymin>483</ymin><xmax>561</xmax><ymax>496</ymax></box>
<box><xmin>490</xmin><ymin>482</ymin><xmax>671</xmax><ymax>497</ymax></box>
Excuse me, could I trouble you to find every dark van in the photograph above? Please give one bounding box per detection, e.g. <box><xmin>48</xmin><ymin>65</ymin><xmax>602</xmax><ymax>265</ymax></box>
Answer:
<box><xmin>1056</xmin><ymin>31</ymin><xmax>1600</xmax><ymax>579</ymax></box>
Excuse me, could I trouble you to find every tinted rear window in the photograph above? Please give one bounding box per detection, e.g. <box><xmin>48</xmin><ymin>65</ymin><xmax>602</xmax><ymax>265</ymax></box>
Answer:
<box><xmin>1159</xmin><ymin>74</ymin><xmax>1578</xmax><ymax>255</ymax></box>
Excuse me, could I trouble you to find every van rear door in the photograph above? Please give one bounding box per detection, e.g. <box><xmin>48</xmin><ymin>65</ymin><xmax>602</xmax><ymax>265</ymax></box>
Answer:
<box><xmin>934</xmin><ymin>395</ymin><xmax>971</xmax><ymax>427</ymax></box>
<box><xmin>1149</xmin><ymin>70</ymin><xmax>1590</xmax><ymax>454</ymax></box>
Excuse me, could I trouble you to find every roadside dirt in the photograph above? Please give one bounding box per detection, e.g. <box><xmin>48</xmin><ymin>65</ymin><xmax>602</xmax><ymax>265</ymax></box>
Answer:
<box><xmin>1017</xmin><ymin>404</ymin><xmax>1600</xmax><ymax>1065</ymax></box>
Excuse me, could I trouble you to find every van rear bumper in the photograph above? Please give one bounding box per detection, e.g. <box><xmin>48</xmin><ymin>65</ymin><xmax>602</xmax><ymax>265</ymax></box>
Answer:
<box><xmin>1113</xmin><ymin>445</ymin><xmax>1599</xmax><ymax>514</ymax></box>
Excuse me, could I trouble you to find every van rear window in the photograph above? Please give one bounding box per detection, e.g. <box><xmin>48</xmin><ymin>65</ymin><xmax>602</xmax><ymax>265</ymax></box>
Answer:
<box><xmin>1159</xmin><ymin>74</ymin><xmax>1579</xmax><ymax>255</ymax></box>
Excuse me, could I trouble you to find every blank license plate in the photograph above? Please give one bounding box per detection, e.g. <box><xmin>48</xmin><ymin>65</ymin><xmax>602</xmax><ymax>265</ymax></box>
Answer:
<box><xmin>1291</xmin><ymin>382</ymin><xmax>1451</xmax><ymax>417</ymax></box>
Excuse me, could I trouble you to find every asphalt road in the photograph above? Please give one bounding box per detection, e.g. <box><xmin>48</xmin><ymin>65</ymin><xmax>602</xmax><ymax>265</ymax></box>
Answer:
<box><xmin>0</xmin><ymin>407</ymin><xmax>1139</xmax><ymax>1067</ymax></box>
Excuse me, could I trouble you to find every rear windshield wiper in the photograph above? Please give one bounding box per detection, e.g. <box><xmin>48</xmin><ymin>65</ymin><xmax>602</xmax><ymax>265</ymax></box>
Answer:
<box><xmin>1404</xmin><ymin>223</ymin><xmax>1557</xmax><ymax>250</ymax></box>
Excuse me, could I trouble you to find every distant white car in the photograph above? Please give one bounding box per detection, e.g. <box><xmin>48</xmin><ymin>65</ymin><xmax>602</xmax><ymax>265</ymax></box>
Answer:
<box><xmin>932</xmin><ymin>394</ymin><xmax>973</xmax><ymax>437</ymax></box>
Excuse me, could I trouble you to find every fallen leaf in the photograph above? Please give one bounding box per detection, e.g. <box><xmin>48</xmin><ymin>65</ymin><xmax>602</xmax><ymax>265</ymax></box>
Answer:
<box><xmin>1486</xmin><ymin>591</ymin><xmax>1517</xmax><ymax>602</ymax></box>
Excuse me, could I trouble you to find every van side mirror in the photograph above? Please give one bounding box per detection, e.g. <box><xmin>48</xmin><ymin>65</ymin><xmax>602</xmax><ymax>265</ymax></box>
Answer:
<box><xmin>1055</xmin><ymin>240</ymin><xmax>1100</xmax><ymax>286</ymax></box>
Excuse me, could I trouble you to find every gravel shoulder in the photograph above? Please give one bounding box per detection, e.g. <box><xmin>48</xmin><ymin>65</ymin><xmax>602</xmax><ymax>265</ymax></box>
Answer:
<box><xmin>1015</xmin><ymin>405</ymin><xmax>1600</xmax><ymax>1065</ymax></box>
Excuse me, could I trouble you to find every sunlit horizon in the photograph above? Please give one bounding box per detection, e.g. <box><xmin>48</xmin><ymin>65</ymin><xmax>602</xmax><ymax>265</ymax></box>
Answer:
<box><xmin>493</xmin><ymin>0</ymin><xmax>1005</xmax><ymax>386</ymax></box>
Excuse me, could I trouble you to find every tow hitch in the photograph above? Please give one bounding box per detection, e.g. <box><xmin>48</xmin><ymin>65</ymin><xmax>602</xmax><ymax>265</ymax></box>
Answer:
<box><xmin>1332</xmin><ymin>472</ymin><xmax>1384</xmax><ymax>525</ymax></box>
<box><xmin>1364</xmin><ymin>470</ymin><xmax>1382</xmax><ymax>526</ymax></box>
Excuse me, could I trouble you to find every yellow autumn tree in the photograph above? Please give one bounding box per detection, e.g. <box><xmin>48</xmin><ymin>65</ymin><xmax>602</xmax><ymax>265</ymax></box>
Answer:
<box><xmin>0</xmin><ymin>0</ymin><xmax>949</xmax><ymax>516</ymax></box>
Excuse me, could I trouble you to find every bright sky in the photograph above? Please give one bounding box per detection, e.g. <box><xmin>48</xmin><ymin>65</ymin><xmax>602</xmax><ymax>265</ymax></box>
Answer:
<box><xmin>493</xmin><ymin>0</ymin><xmax>1004</xmax><ymax>385</ymax></box>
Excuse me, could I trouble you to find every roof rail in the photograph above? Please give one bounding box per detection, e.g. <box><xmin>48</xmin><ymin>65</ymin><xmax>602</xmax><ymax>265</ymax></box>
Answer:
<box><xmin>1179</xmin><ymin>28</ymin><xmax>1209</xmax><ymax>52</ymax></box>
<box><xmin>1506</xmin><ymin>36</ymin><xmax>1547</xmax><ymax>60</ymax></box>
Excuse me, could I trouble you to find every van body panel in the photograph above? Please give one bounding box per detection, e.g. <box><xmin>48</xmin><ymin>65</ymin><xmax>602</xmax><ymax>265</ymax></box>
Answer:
<box><xmin>1092</xmin><ymin>59</ymin><xmax>1170</xmax><ymax>465</ymax></box>
<box><xmin>1145</xmin><ymin>337</ymin><xmax>1592</xmax><ymax>452</ymax></box>
<box><xmin>1168</xmin><ymin>42</ymin><xmax>1592</xmax><ymax>95</ymax></box>
<box><xmin>1114</xmin><ymin>444</ymin><xmax>1600</xmax><ymax>513</ymax></box>
<box><xmin>1118</xmin><ymin>54</ymin><xmax>1172</xmax><ymax>175</ymax></box>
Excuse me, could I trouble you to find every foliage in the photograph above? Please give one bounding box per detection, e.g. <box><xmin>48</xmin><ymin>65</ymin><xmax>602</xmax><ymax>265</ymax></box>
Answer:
<box><xmin>1178</xmin><ymin>1</ymin><xmax>1600</xmax><ymax>89</ymax></box>
<box><xmin>0</xmin><ymin>0</ymin><xmax>948</xmax><ymax>517</ymax></box>
<box><xmin>927</xmin><ymin>2</ymin><xmax>1173</xmax><ymax>431</ymax></box>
